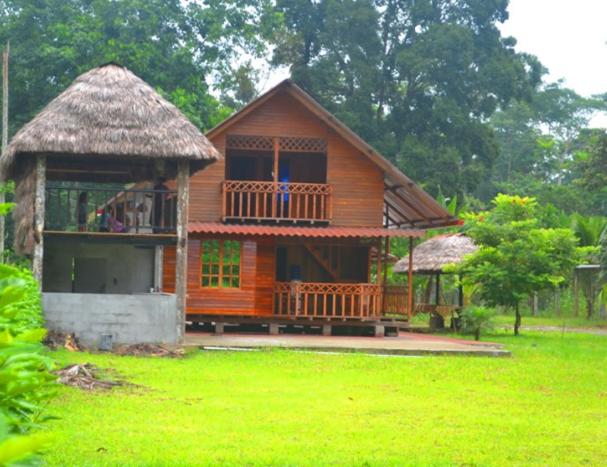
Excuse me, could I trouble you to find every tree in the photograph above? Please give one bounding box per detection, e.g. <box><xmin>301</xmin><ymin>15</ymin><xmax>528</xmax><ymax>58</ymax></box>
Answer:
<box><xmin>455</xmin><ymin>194</ymin><xmax>578</xmax><ymax>335</ymax></box>
<box><xmin>0</xmin><ymin>0</ymin><xmax>272</xmax><ymax>133</ymax></box>
<box><xmin>270</xmin><ymin>0</ymin><xmax>543</xmax><ymax>197</ymax></box>
<box><xmin>483</xmin><ymin>83</ymin><xmax>606</xmax><ymax>214</ymax></box>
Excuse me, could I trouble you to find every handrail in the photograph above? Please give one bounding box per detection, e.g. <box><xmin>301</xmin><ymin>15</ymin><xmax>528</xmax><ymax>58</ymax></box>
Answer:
<box><xmin>45</xmin><ymin>185</ymin><xmax>177</xmax><ymax>234</ymax></box>
<box><xmin>223</xmin><ymin>180</ymin><xmax>332</xmax><ymax>223</ymax></box>
<box><xmin>274</xmin><ymin>281</ymin><xmax>382</xmax><ymax>318</ymax></box>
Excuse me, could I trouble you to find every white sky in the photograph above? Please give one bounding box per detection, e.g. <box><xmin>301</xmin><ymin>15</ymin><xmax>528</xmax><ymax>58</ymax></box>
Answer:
<box><xmin>264</xmin><ymin>0</ymin><xmax>607</xmax><ymax>128</ymax></box>
<box><xmin>500</xmin><ymin>0</ymin><xmax>607</xmax><ymax>128</ymax></box>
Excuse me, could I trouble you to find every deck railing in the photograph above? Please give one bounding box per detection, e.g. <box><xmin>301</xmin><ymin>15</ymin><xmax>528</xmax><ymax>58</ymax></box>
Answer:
<box><xmin>383</xmin><ymin>285</ymin><xmax>408</xmax><ymax>316</ymax></box>
<box><xmin>222</xmin><ymin>180</ymin><xmax>332</xmax><ymax>223</ymax></box>
<box><xmin>274</xmin><ymin>282</ymin><xmax>382</xmax><ymax>319</ymax></box>
<box><xmin>45</xmin><ymin>185</ymin><xmax>177</xmax><ymax>234</ymax></box>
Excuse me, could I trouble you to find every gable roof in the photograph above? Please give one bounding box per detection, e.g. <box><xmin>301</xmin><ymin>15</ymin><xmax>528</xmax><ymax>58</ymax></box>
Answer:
<box><xmin>1</xmin><ymin>63</ymin><xmax>221</xmax><ymax>180</ymax></box>
<box><xmin>207</xmin><ymin>80</ymin><xmax>458</xmax><ymax>229</ymax></box>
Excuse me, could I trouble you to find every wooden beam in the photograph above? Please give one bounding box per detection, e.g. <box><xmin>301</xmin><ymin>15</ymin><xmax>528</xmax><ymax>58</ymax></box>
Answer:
<box><xmin>407</xmin><ymin>236</ymin><xmax>414</xmax><ymax>321</ymax></box>
<box><xmin>175</xmin><ymin>160</ymin><xmax>190</xmax><ymax>343</ymax></box>
<box><xmin>32</xmin><ymin>155</ymin><xmax>46</xmax><ymax>285</ymax></box>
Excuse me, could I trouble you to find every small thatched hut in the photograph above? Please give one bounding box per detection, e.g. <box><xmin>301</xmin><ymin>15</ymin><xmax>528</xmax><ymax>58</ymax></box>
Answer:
<box><xmin>393</xmin><ymin>233</ymin><xmax>477</xmax><ymax>274</ymax></box>
<box><xmin>0</xmin><ymin>63</ymin><xmax>220</xmax><ymax>255</ymax></box>
<box><xmin>394</xmin><ymin>233</ymin><xmax>477</xmax><ymax>318</ymax></box>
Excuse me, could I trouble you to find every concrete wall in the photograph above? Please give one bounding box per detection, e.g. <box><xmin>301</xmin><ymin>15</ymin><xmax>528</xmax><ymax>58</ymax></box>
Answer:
<box><xmin>42</xmin><ymin>292</ymin><xmax>178</xmax><ymax>347</ymax></box>
<box><xmin>43</xmin><ymin>240</ymin><xmax>155</xmax><ymax>294</ymax></box>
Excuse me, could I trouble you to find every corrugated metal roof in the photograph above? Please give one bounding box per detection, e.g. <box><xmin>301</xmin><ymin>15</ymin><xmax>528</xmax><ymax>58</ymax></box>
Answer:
<box><xmin>189</xmin><ymin>222</ymin><xmax>425</xmax><ymax>238</ymax></box>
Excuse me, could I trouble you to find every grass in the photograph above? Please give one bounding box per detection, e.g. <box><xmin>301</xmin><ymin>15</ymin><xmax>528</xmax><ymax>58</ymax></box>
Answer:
<box><xmin>44</xmin><ymin>331</ymin><xmax>607</xmax><ymax>466</ymax></box>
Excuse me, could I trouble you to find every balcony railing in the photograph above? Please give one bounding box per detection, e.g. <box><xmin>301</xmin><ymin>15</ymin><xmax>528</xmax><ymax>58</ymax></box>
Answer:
<box><xmin>222</xmin><ymin>180</ymin><xmax>332</xmax><ymax>223</ymax></box>
<box><xmin>45</xmin><ymin>185</ymin><xmax>177</xmax><ymax>234</ymax></box>
<box><xmin>274</xmin><ymin>282</ymin><xmax>382</xmax><ymax>319</ymax></box>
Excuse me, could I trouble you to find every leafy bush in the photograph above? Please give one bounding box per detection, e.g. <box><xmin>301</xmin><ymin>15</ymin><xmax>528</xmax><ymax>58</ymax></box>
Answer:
<box><xmin>461</xmin><ymin>306</ymin><xmax>496</xmax><ymax>341</ymax></box>
<box><xmin>0</xmin><ymin>264</ymin><xmax>55</xmax><ymax>464</ymax></box>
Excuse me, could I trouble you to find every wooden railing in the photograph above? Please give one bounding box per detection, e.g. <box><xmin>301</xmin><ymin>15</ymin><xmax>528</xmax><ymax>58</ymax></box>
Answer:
<box><xmin>222</xmin><ymin>180</ymin><xmax>332</xmax><ymax>223</ymax></box>
<box><xmin>45</xmin><ymin>185</ymin><xmax>177</xmax><ymax>234</ymax></box>
<box><xmin>274</xmin><ymin>282</ymin><xmax>382</xmax><ymax>319</ymax></box>
<box><xmin>384</xmin><ymin>285</ymin><xmax>408</xmax><ymax>316</ymax></box>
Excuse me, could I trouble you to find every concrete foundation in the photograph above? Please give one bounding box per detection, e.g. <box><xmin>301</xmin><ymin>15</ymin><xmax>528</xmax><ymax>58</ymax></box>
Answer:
<box><xmin>42</xmin><ymin>292</ymin><xmax>178</xmax><ymax>347</ymax></box>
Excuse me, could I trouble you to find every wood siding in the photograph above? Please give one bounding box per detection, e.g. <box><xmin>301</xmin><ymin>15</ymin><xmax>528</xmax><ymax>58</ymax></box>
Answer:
<box><xmin>164</xmin><ymin>235</ymin><xmax>275</xmax><ymax>316</ymax></box>
<box><xmin>188</xmin><ymin>89</ymin><xmax>384</xmax><ymax>227</ymax></box>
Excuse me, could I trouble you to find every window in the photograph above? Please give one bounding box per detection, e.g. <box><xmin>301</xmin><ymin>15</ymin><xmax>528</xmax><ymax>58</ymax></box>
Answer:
<box><xmin>201</xmin><ymin>240</ymin><xmax>241</xmax><ymax>288</ymax></box>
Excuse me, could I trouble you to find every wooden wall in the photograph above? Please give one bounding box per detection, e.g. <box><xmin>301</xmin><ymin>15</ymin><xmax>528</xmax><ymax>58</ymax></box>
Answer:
<box><xmin>163</xmin><ymin>236</ymin><xmax>276</xmax><ymax>316</ymax></box>
<box><xmin>188</xmin><ymin>89</ymin><xmax>385</xmax><ymax>227</ymax></box>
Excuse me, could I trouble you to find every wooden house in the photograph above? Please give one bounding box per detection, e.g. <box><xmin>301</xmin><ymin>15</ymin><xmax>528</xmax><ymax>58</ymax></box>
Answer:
<box><xmin>161</xmin><ymin>80</ymin><xmax>459</xmax><ymax>334</ymax></box>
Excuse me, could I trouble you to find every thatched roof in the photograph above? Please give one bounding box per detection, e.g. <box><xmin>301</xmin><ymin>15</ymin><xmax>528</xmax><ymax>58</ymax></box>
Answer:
<box><xmin>0</xmin><ymin>63</ymin><xmax>220</xmax><ymax>179</ymax></box>
<box><xmin>393</xmin><ymin>233</ymin><xmax>477</xmax><ymax>274</ymax></box>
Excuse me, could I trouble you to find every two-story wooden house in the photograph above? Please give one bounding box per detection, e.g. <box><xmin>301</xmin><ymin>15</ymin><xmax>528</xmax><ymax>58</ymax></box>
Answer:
<box><xmin>162</xmin><ymin>80</ymin><xmax>458</xmax><ymax>334</ymax></box>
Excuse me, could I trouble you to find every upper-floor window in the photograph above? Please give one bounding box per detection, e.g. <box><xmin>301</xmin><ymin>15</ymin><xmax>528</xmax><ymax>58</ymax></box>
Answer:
<box><xmin>201</xmin><ymin>239</ymin><xmax>241</xmax><ymax>288</ymax></box>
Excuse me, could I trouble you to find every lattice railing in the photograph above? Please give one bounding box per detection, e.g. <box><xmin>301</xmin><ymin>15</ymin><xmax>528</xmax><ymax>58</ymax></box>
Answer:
<box><xmin>383</xmin><ymin>285</ymin><xmax>408</xmax><ymax>315</ymax></box>
<box><xmin>222</xmin><ymin>180</ymin><xmax>332</xmax><ymax>222</ymax></box>
<box><xmin>274</xmin><ymin>282</ymin><xmax>382</xmax><ymax>319</ymax></box>
<box><xmin>225</xmin><ymin>134</ymin><xmax>327</xmax><ymax>153</ymax></box>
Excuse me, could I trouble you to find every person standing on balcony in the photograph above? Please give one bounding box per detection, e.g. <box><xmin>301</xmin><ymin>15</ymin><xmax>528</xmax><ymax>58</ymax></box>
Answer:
<box><xmin>77</xmin><ymin>192</ymin><xmax>88</xmax><ymax>231</ymax></box>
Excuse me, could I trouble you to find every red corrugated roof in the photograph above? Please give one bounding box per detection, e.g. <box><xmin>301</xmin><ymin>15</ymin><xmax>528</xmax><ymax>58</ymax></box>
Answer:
<box><xmin>188</xmin><ymin>222</ymin><xmax>424</xmax><ymax>238</ymax></box>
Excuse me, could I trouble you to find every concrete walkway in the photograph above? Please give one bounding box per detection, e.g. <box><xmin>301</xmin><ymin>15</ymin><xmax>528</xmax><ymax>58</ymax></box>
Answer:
<box><xmin>185</xmin><ymin>332</ymin><xmax>510</xmax><ymax>357</ymax></box>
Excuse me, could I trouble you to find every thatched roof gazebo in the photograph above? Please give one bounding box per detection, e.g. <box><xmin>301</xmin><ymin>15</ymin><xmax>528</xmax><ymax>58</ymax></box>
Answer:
<box><xmin>1</xmin><ymin>63</ymin><xmax>220</xmax><ymax>256</ymax></box>
<box><xmin>393</xmin><ymin>233</ymin><xmax>477</xmax><ymax>274</ymax></box>
<box><xmin>394</xmin><ymin>233</ymin><xmax>477</xmax><ymax>321</ymax></box>
<box><xmin>0</xmin><ymin>63</ymin><xmax>221</xmax><ymax>343</ymax></box>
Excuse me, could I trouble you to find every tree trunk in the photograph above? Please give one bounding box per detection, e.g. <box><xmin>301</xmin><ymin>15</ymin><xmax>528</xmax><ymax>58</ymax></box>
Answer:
<box><xmin>514</xmin><ymin>303</ymin><xmax>521</xmax><ymax>336</ymax></box>
<box><xmin>474</xmin><ymin>327</ymin><xmax>480</xmax><ymax>341</ymax></box>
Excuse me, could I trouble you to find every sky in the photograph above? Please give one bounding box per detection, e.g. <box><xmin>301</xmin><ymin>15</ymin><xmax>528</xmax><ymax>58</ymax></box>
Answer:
<box><xmin>500</xmin><ymin>0</ymin><xmax>607</xmax><ymax>127</ymax></box>
<box><xmin>265</xmin><ymin>0</ymin><xmax>607</xmax><ymax>128</ymax></box>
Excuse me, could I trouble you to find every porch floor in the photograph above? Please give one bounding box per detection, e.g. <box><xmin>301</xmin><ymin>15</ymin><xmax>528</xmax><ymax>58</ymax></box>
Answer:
<box><xmin>184</xmin><ymin>331</ymin><xmax>510</xmax><ymax>357</ymax></box>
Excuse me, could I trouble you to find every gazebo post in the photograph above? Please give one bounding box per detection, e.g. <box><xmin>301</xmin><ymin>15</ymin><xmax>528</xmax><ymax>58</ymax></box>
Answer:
<box><xmin>175</xmin><ymin>160</ymin><xmax>190</xmax><ymax>343</ymax></box>
<box><xmin>458</xmin><ymin>274</ymin><xmax>464</xmax><ymax>308</ymax></box>
<box><xmin>407</xmin><ymin>236</ymin><xmax>414</xmax><ymax>321</ymax></box>
<box><xmin>573</xmin><ymin>269</ymin><xmax>579</xmax><ymax>317</ymax></box>
<box><xmin>32</xmin><ymin>155</ymin><xmax>46</xmax><ymax>286</ymax></box>
<box><xmin>435</xmin><ymin>272</ymin><xmax>440</xmax><ymax>306</ymax></box>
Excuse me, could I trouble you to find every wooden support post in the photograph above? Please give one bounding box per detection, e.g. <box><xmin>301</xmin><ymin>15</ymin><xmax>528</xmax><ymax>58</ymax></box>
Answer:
<box><xmin>272</xmin><ymin>137</ymin><xmax>279</xmax><ymax>218</ymax></box>
<box><xmin>573</xmin><ymin>270</ymin><xmax>579</xmax><ymax>317</ymax></box>
<box><xmin>154</xmin><ymin>245</ymin><xmax>164</xmax><ymax>292</ymax></box>
<box><xmin>381</xmin><ymin>236</ymin><xmax>389</xmax><ymax>315</ymax></box>
<box><xmin>0</xmin><ymin>42</ymin><xmax>9</xmax><ymax>262</ymax></box>
<box><xmin>458</xmin><ymin>274</ymin><xmax>464</xmax><ymax>308</ymax></box>
<box><xmin>435</xmin><ymin>273</ymin><xmax>441</xmax><ymax>305</ymax></box>
<box><xmin>407</xmin><ymin>236</ymin><xmax>414</xmax><ymax>321</ymax></box>
<box><xmin>175</xmin><ymin>160</ymin><xmax>190</xmax><ymax>343</ymax></box>
<box><xmin>32</xmin><ymin>155</ymin><xmax>46</xmax><ymax>285</ymax></box>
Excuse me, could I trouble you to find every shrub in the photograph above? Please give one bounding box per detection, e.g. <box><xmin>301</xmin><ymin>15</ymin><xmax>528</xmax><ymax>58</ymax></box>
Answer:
<box><xmin>461</xmin><ymin>306</ymin><xmax>496</xmax><ymax>341</ymax></box>
<box><xmin>0</xmin><ymin>264</ymin><xmax>55</xmax><ymax>464</ymax></box>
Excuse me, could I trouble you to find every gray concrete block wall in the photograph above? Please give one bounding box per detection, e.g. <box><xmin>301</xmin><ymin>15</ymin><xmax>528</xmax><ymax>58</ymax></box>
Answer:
<box><xmin>42</xmin><ymin>292</ymin><xmax>178</xmax><ymax>347</ymax></box>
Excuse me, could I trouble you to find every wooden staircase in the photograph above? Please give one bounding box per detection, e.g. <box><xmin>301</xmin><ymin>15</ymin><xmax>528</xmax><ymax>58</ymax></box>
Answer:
<box><xmin>304</xmin><ymin>244</ymin><xmax>340</xmax><ymax>281</ymax></box>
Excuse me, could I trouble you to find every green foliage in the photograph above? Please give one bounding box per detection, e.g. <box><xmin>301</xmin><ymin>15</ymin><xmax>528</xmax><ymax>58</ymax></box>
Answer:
<box><xmin>456</xmin><ymin>194</ymin><xmax>578</xmax><ymax>334</ymax></box>
<box><xmin>460</xmin><ymin>306</ymin><xmax>495</xmax><ymax>341</ymax></box>
<box><xmin>0</xmin><ymin>264</ymin><xmax>56</xmax><ymax>465</ymax></box>
<box><xmin>270</xmin><ymin>0</ymin><xmax>542</xmax><ymax>197</ymax></box>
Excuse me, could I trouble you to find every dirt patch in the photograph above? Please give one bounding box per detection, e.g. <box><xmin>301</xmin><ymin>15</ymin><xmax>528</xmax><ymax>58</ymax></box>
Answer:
<box><xmin>55</xmin><ymin>363</ymin><xmax>125</xmax><ymax>390</ymax></box>
<box><xmin>114</xmin><ymin>343</ymin><xmax>184</xmax><ymax>358</ymax></box>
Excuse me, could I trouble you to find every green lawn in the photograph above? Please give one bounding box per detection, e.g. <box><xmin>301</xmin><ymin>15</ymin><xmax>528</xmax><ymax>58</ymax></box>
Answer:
<box><xmin>44</xmin><ymin>332</ymin><xmax>607</xmax><ymax>466</ymax></box>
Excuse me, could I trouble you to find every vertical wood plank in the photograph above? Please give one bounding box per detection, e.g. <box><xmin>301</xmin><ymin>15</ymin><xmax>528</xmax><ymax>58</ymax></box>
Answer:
<box><xmin>407</xmin><ymin>236</ymin><xmax>414</xmax><ymax>321</ymax></box>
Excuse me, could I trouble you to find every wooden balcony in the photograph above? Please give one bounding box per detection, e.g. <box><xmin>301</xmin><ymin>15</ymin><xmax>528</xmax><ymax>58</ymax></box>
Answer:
<box><xmin>222</xmin><ymin>180</ymin><xmax>332</xmax><ymax>223</ymax></box>
<box><xmin>274</xmin><ymin>282</ymin><xmax>382</xmax><ymax>319</ymax></box>
<box><xmin>45</xmin><ymin>185</ymin><xmax>177</xmax><ymax>234</ymax></box>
